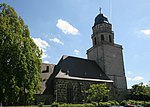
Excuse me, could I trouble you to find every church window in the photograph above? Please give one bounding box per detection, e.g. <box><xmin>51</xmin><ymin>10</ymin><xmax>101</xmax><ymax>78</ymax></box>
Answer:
<box><xmin>109</xmin><ymin>35</ymin><xmax>112</xmax><ymax>43</ymax></box>
<box><xmin>101</xmin><ymin>35</ymin><xmax>104</xmax><ymax>41</ymax></box>
<box><xmin>94</xmin><ymin>37</ymin><xmax>97</xmax><ymax>45</ymax></box>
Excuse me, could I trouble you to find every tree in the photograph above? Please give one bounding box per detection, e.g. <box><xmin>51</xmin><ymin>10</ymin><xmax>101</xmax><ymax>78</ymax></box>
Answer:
<box><xmin>129</xmin><ymin>82</ymin><xmax>150</xmax><ymax>101</ymax></box>
<box><xmin>85</xmin><ymin>83</ymin><xmax>110</xmax><ymax>106</ymax></box>
<box><xmin>0</xmin><ymin>3</ymin><xmax>42</xmax><ymax>105</ymax></box>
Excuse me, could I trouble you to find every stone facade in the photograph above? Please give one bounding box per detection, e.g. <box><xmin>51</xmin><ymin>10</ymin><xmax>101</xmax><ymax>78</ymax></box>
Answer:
<box><xmin>53</xmin><ymin>78</ymin><xmax>113</xmax><ymax>103</ymax></box>
<box><xmin>34</xmin><ymin>94</ymin><xmax>54</xmax><ymax>105</ymax></box>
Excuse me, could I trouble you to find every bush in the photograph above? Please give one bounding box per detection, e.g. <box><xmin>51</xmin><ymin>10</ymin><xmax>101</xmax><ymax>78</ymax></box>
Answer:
<box><xmin>38</xmin><ymin>102</ymin><xmax>44</xmax><ymax>107</ymax></box>
<box><xmin>91</xmin><ymin>101</ymin><xmax>98</xmax><ymax>106</ymax></box>
<box><xmin>120</xmin><ymin>100</ymin><xmax>127</xmax><ymax>106</ymax></box>
<box><xmin>107</xmin><ymin>100</ymin><xmax>119</xmax><ymax>106</ymax></box>
<box><xmin>145</xmin><ymin>102</ymin><xmax>150</xmax><ymax>107</ymax></box>
<box><xmin>84</xmin><ymin>103</ymin><xmax>95</xmax><ymax>107</ymax></box>
<box><xmin>98</xmin><ymin>102</ymin><xmax>111</xmax><ymax>106</ymax></box>
<box><xmin>51</xmin><ymin>102</ymin><xmax>59</xmax><ymax>107</ymax></box>
<box><xmin>128</xmin><ymin>100</ymin><xmax>136</xmax><ymax>105</ymax></box>
<box><xmin>120</xmin><ymin>100</ymin><xmax>150</xmax><ymax>106</ymax></box>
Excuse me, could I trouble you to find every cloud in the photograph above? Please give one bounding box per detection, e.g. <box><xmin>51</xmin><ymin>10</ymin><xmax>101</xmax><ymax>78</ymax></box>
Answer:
<box><xmin>56</xmin><ymin>19</ymin><xmax>79</xmax><ymax>35</ymax></box>
<box><xmin>140</xmin><ymin>29</ymin><xmax>150</xmax><ymax>39</ymax></box>
<box><xmin>132</xmin><ymin>76</ymin><xmax>144</xmax><ymax>81</ymax></box>
<box><xmin>74</xmin><ymin>49</ymin><xmax>80</xmax><ymax>55</ymax></box>
<box><xmin>32</xmin><ymin>38</ymin><xmax>49</xmax><ymax>49</ymax></box>
<box><xmin>143</xmin><ymin>81</ymin><xmax>150</xmax><ymax>86</ymax></box>
<box><xmin>50</xmin><ymin>37</ymin><xmax>64</xmax><ymax>45</ymax></box>
<box><xmin>127</xmin><ymin>77</ymin><xmax>132</xmax><ymax>81</ymax></box>
<box><xmin>41</xmin><ymin>49</ymin><xmax>48</xmax><ymax>59</ymax></box>
<box><xmin>127</xmin><ymin>76</ymin><xmax>144</xmax><ymax>82</ymax></box>
<box><xmin>43</xmin><ymin>60</ymin><xmax>50</xmax><ymax>63</ymax></box>
<box><xmin>141</xmin><ymin>29</ymin><xmax>150</xmax><ymax>35</ymax></box>
<box><xmin>32</xmin><ymin>38</ymin><xmax>49</xmax><ymax>58</ymax></box>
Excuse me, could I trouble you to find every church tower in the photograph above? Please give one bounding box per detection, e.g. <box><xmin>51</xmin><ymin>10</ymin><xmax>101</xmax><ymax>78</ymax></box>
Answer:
<box><xmin>87</xmin><ymin>10</ymin><xmax>127</xmax><ymax>101</ymax></box>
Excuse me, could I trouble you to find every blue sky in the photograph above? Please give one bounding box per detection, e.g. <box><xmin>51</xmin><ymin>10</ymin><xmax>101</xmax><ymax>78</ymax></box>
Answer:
<box><xmin>2</xmin><ymin>0</ymin><xmax>150</xmax><ymax>88</ymax></box>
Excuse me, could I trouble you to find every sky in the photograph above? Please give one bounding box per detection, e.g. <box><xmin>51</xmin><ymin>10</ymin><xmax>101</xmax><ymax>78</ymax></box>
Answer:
<box><xmin>1</xmin><ymin>0</ymin><xmax>150</xmax><ymax>88</ymax></box>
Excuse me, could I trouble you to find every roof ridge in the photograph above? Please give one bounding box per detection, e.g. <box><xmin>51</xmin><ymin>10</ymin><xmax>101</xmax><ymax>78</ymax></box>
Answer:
<box><xmin>62</xmin><ymin>55</ymin><xmax>96</xmax><ymax>62</ymax></box>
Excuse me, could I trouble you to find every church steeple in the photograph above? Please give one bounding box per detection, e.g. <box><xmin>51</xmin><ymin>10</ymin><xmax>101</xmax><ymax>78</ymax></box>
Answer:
<box><xmin>92</xmin><ymin>10</ymin><xmax>114</xmax><ymax>46</ymax></box>
<box><xmin>87</xmin><ymin>9</ymin><xmax>127</xmax><ymax>101</ymax></box>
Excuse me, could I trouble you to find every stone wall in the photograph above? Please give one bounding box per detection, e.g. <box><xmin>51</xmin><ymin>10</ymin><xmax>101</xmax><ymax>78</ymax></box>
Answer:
<box><xmin>34</xmin><ymin>94</ymin><xmax>54</xmax><ymax>105</ymax></box>
<box><xmin>53</xmin><ymin>78</ymin><xmax>113</xmax><ymax>103</ymax></box>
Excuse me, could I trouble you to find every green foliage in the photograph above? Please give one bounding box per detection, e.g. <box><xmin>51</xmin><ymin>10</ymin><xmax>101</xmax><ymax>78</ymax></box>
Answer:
<box><xmin>0</xmin><ymin>3</ymin><xmax>42</xmax><ymax>105</ymax></box>
<box><xmin>129</xmin><ymin>82</ymin><xmax>150</xmax><ymax>101</ymax></box>
<box><xmin>120</xmin><ymin>100</ymin><xmax>127</xmax><ymax>106</ymax></box>
<box><xmin>85</xmin><ymin>83</ymin><xmax>110</xmax><ymax>105</ymax></box>
<box><xmin>38</xmin><ymin>102</ymin><xmax>44</xmax><ymax>107</ymax></box>
<box><xmin>107</xmin><ymin>100</ymin><xmax>119</xmax><ymax>106</ymax></box>
<box><xmin>128</xmin><ymin>100</ymin><xmax>137</xmax><ymax>105</ymax></box>
<box><xmin>51</xmin><ymin>102</ymin><xmax>59</xmax><ymax>107</ymax></box>
<box><xmin>120</xmin><ymin>100</ymin><xmax>150</xmax><ymax>106</ymax></box>
<box><xmin>91</xmin><ymin>101</ymin><xmax>98</xmax><ymax>106</ymax></box>
<box><xmin>58</xmin><ymin>103</ymin><xmax>95</xmax><ymax>107</ymax></box>
<box><xmin>84</xmin><ymin>103</ymin><xmax>96</xmax><ymax>107</ymax></box>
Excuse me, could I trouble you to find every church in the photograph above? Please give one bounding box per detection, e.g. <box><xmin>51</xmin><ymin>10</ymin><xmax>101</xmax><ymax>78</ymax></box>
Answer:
<box><xmin>35</xmin><ymin>10</ymin><xmax>127</xmax><ymax>104</ymax></box>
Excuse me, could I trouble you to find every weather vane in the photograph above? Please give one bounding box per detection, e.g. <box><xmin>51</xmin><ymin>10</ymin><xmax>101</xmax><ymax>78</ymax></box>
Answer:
<box><xmin>99</xmin><ymin>7</ymin><xmax>102</xmax><ymax>14</ymax></box>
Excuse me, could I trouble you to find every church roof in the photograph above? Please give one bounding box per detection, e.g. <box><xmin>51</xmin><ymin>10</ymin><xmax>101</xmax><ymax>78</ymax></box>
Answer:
<box><xmin>55</xmin><ymin>55</ymin><xmax>112</xmax><ymax>82</ymax></box>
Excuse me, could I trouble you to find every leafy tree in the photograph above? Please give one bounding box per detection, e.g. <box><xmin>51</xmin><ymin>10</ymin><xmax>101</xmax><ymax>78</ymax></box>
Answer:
<box><xmin>0</xmin><ymin>3</ymin><xmax>42</xmax><ymax>105</ymax></box>
<box><xmin>129</xmin><ymin>82</ymin><xmax>150</xmax><ymax>101</ymax></box>
<box><xmin>85</xmin><ymin>83</ymin><xmax>110</xmax><ymax>106</ymax></box>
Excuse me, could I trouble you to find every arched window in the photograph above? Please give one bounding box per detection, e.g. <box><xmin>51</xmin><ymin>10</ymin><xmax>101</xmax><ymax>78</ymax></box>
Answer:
<box><xmin>101</xmin><ymin>35</ymin><xmax>104</xmax><ymax>41</ymax></box>
<box><xmin>109</xmin><ymin>35</ymin><xmax>112</xmax><ymax>43</ymax></box>
<box><xmin>94</xmin><ymin>37</ymin><xmax>97</xmax><ymax>45</ymax></box>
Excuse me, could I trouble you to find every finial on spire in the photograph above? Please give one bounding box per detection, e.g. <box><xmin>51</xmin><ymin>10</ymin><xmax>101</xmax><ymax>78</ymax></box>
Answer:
<box><xmin>99</xmin><ymin>7</ymin><xmax>102</xmax><ymax>14</ymax></box>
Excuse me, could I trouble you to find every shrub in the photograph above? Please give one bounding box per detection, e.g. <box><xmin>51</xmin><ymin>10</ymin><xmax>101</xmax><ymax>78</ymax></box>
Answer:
<box><xmin>91</xmin><ymin>101</ymin><xmax>98</xmax><ymax>106</ymax></box>
<box><xmin>128</xmin><ymin>100</ymin><xmax>136</xmax><ymax>105</ymax></box>
<box><xmin>145</xmin><ymin>102</ymin><xmax>150</xmax><ymax>107</ymax></box>
<box><xmin>98</xmin><ymin>102</ymin><xmax>111</xmax><ymax>106</ymax></box>
<box><xmin>38</xmin><ymin>102</ymin><xmax>44</xmax><ymax>107</ymax></box>
<box><xmin>84</xmin><ymin>103</ymin><xmax>95</xmax><ymax>107</ymax></box>
<box><xmin>51</xmin><ymin>102</ymin><xmax>59</xmax><ymax>107</ymax></box>
<box><xmin>120</xmin><ymin>100</ymin><xmax>127</xmax><ymax>106</ymax></box>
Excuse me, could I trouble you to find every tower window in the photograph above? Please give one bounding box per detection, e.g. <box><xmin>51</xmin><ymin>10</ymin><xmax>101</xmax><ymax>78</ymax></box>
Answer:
<box><xmin>94</xmin><ymin>37</ymin><xmax>97</xmax><ymax>45</ymax></box>
<box><xmin>109</xmin><ymin>35</ymin><xmax>112</xmax><ymax>43</ymax></box>
<box><xmin>101</xmin><ymin>35</ymin><xmax>104</xmax><ymax>41</ymax></box>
